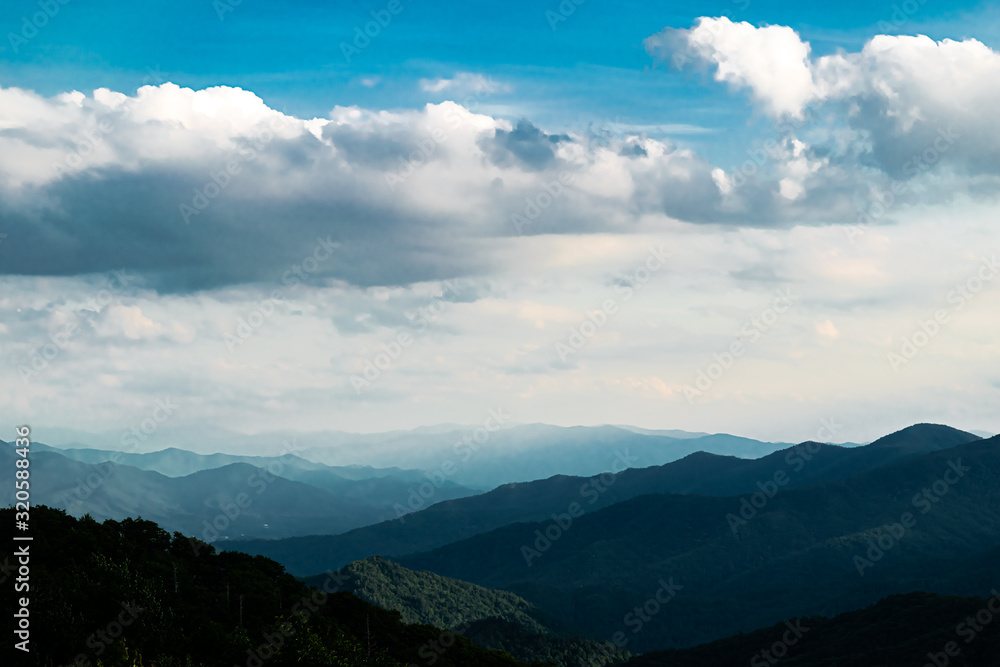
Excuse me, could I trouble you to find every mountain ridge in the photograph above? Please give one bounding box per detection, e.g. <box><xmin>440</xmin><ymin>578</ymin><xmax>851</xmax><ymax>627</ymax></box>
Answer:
<box><xmin>227</xmin><ymin>423</ymin><xmax>980</xmax><ymax>575</ymax></box>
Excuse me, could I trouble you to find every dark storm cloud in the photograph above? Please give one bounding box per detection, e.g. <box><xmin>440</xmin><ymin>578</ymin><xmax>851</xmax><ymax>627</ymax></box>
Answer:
<box><xmin>481</xmin><ymin>120</ymin><xmax>571</xmax><ymax>170</ymax></box>
<box><xmin>0</xmin><ymin>163</ymin><xmax>493</xmax><ymax>294</ymax></box>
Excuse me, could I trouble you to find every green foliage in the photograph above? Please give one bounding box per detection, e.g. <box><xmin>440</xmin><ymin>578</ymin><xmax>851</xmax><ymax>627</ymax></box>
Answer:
<box><xmin>313</xmin><ymin>555</ymin><xmax>556</xmax><ymax>632</ymax></box>
<box><xmin>305</xmin><ymin>556</ymin><xmax>629</xmax><ymax>666</ymax></box>
<box><xmin>1</xmin><ymin>506</ymin><xmax>530</xmax><ymax>667</ymax></box>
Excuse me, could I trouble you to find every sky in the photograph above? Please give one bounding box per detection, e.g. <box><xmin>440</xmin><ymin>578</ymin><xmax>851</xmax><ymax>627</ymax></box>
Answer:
<box><xmin>2</xmin><ymin>0</ymin><xmax>1000</xmax><ymax>447</ymax></box>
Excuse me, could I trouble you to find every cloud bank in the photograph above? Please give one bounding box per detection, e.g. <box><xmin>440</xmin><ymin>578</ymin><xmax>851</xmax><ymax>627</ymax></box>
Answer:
<box><xmin>3</xmin><ymin>23</ymin><xmax>998</xmax><ymax>293</ymax></box>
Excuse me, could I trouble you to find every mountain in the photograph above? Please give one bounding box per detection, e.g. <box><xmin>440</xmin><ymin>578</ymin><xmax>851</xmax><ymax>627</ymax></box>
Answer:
<box><xmin>287</xmin><ymin>423</ymin><xmax>787</xmax><ymax>489</ymax></box>
<box><xmin>615</xmin><ymin>423</ymin><xmax>980</xmax><ymax>496</ymax></box>
<box><xmin>306</xmin><ymin>556</ymin><xmax>559</xmax><ymax>632</ymax></box>
<box><xmin>227</xmin><ymin>424</ymin><xmax>978</xmax><ymax>576</ymax></box>
<box><xmin>611</xmin><ymin>426</ymin><xmax>711</xmax><ymax>439</ymax></box>
<box><xmin>287</xmin><ymin>469</ymin><xmax>477</xmax><ymax>509</ymax></box>
<box><xmin>11</xmin><ymin>424</ymin><xmax>998</xmax><ymax>665</ymax></box>
<box><xmin>35</xmin><ymin>424</ymin><xmax>789</xmax><ymax>490</ymax></box>
<box><xmin>30</xmin><ymin>423</ymin><xmax>790</xmax><ymax>492</ymax></box>
<box><xmin>392</xmin><ymin>433</ymin><xmax>1000</xmax><ymax>651</ymax></box>
<box><xmin>0</xmin><ymin>447</ymin><xmax>409</xmax><ymax>540</ymax></box>
<box><xmin>302</xmin><ymin>556</ymin><xmax>629</xmax><ymax>666</ymax></box>
<box><xmin>4</xmin><ymin>442</ymin><xmax>478</xmax><ymax>536</ymax></box>
<box><xmin>627</xmin><ymin>591</ymin><xmax>1000</xmax><ymax>666</ymax></box>
<box><xmin>34</xmin><ymin>442</ymin><xmax>406</xmax><ymax>478</ymax></box>
<box><xmin>0</xmin><ymin>506</ymin><xmax>536</xmax><ymax>667</ymax></box>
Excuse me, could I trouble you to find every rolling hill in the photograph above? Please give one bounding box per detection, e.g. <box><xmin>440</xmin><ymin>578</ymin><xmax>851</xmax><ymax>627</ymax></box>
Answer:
<box><xmin>227</xmin><ymin>424</ymin><xmax>978</xmax><ymax>575</ymax></box>
<box><xmin>0</xmin><ymin>447</ymin><xmax>426</xmax><ymax>540</ymax></box>
<box><xmin>392</xmin><ymin>433</ymin><xmax>1000</xmax><ymax>650</ymax></box>
<box><xmin>32</xmin><ymin>441</ymin><xmax>479</xmax><ymax>507</ymax></box>
<box><xmin>303</xmin><ymin>556</ymin><xmax>629</xmax><ymax>666</ymax></box>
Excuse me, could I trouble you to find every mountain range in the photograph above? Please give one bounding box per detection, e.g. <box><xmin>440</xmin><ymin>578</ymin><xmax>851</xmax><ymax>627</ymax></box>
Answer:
<box><xmin>34</xmin><ymin>423</ymin><xmax>798</xmax><ymax>489</ymax></box>
<box><xmin>0</xmin><ymin>444</ymin><xmax>476</xmax><ymax>541</ymax></box>
<box><xmin>227</xmin><ymin>424</ymin><xmax>1000</xmax><ymax>655</ymax></box>
<box><xmin>226</xmin><ymin>423</ymin><xmax>979</xmax><ymax>575</ymax></box>
<box><xmin>6</xmin><ymin>421</ymin><xmax>999</xmax><ymax>664</ymax></box>
<box><xmin>2</xmin><ymin>424</ymin><xmax>795</xmax><ymax>541</ymax></box>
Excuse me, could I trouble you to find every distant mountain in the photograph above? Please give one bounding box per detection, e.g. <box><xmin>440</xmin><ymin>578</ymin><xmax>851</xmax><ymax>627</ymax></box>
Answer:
<box><xmin>33</xmin><ymin>423</ymin><xmax>790</xmax><ymax>490</ymax></box>
<box><xmin>302</xmin><ymin>556</ymin><xmax>629</xmax><ymax>666</ymax></box>
<box><xmin>0</xmin><ymin>448</ymin><xmax>391</xmax><ymax>539</ymax></box>
<box><xmin>227</xmin><ymin>424</ymin><xmax>978</xmax><ymax>576</ymax></box>
<box><xmin>287</xmin><ymin>469</ymin><xmax>476</xmax><ymax>509</ymax></box>
<box><xmin>32</xmin><ymin>442</ymin><xmax>328</xmax><ymax>477</ymax></box>
<box><xmin>627</xmin><ymin>591</ymin><xmax>1000</xmax><ymax>666</ymax></box>
<box><xmin>34</xmin><ymin>443</ymin><xmax>414</xmax><ymax>479</ymax></box>
<box><xmin>293</xmin><ymin>424</ymin><xmax>786</xmax><ymax>490</ymax></box>
<box><xmin>0</xmin><ymin>445</ymin><xmax>474</xmax><ymax>540</ymax></box>
<box><xmin>611</xmin><ymin>426</ymin><xmax>710</xmax><ymax>439</ymax></box>
<box><xmin>393</xmin><ymin>433</ymin><xmax>1000</xmax><ymax>651</ymax></box>
<box><xmin>26</xmin><ymin>441</ymin><xmax>479</xmax><ymax>514</ymax></box>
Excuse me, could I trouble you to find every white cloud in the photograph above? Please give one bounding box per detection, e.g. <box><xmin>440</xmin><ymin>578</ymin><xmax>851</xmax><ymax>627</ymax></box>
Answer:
<box><xmin>0</xmin><ymin>80</ymin><xmax>769</xmax><ymax>291</ymax></box>
<box><xmin>5</xmin><ymin>17</ymin><xmax>1000</xmax><ymax>444</ymax></box>
<box><xmin>648</xmin><ymin>17</ymin><xmax>817</xmax><ymax>118</ymax></box>
<box><xmin>651</xmin><ymin>18</ymin><xmax>1000</xmax><ymax>181</ymax></box>
<box><xmin>419</xmin><ymin>72</ymin><xmax>510</xmax><ymax>95</ymax></box>
<box><xmin>93</xmin><ymin>305</ymin><xmax>162</xmax><ymax>340</ymax></box>
<box><xmin>1</xmin><ymin>41</ymin><xmax>994</xmax><ymax>296</ymax></box>
<box><xmin>644</xmin><ymin>18</ymin><xmax>1000</xmax><ymax>217</ymax></box>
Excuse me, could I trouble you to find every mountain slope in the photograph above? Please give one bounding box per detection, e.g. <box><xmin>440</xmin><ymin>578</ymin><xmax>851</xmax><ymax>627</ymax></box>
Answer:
<box><xmin>395</xmin><ymin>435</ymin><xmax>1000</xmax><ymax>651</ymax></box>
<box><xmin>0</xmin><ymin>506</ymin><xmax>533</xmax><ymax>667</ymax></box>
<box><xmin>227</xmin><ymin>424</ymin><xmax>979</xmax><ymax>575</ymax></box>
<box><xmin>33</xmin><ymin>441</ymin><xmax>479</xmax><ymax>507</ymax></box>
<box><xmin>37</xmin><ymin>441</ymin><xmax>446</xmax><ymax>481</ymax></box>
<box><xmin>302</xmin><ymin>556</ymin><xmax>630</xmax><ymax>666</ymax></box>
<box><xmin>0</xmin><ymin>447</ymin><xmax>395</xmax><ymax>539</ymax></box>
<box><xmin>306</xmin><ymin>556</ymin><xmax>558</xmax><ymax>633</ymax></box>
<box><xmin>627</xmin><ymin>591</ymin><xmax>1000</xmax><ymax>666</ymax></box>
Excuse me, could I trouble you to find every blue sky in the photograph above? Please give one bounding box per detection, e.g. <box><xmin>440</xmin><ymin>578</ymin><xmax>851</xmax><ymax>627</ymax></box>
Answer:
<box><xmin>2</xmin><ymin>1</ymin><xmax>1000</xmax><ymax>446</ymax></box>
<box><xmin>4</xmin><ymin>0</ymin><xmax>996</xmax><ymax>165</ymax></box>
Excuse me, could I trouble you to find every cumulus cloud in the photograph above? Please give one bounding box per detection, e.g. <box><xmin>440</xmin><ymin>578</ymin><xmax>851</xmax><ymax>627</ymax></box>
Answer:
<box><xmin>647</xmin><ymin>17</ymin><xmax>817</xmax><ymax>118</ymax></box>
<box><xmin>0</xmin><ymin>81</ymin><xmax>780</xmax><ymax>291</ymax></box>
<box><xmin>2</xmin><ymin>27</ymin><xmax>999</xmax><ymax>295</ymax></box>
<box><xmin>649</xmin><ymin>18</ymin><xmax>1000</xmax><ymax>182</ymax></box>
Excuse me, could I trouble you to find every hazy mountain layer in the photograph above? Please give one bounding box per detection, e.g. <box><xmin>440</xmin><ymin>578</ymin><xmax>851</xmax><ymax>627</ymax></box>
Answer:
<box><xmin>228</xmin><ymin>424</ymin><xmax>977</xmax><ymax>575</ymax></box>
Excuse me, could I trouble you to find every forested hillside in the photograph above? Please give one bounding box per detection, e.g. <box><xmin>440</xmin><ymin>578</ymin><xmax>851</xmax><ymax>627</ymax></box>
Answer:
<box><xmin>0</xmin><ymin>506</ymin><xmax>541</xmax><ymax>667</ymax></box>
<box><xmin>307</xmin><ymin>556</ymin><xmax>630</xmax><ymax>666</ymax></box>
